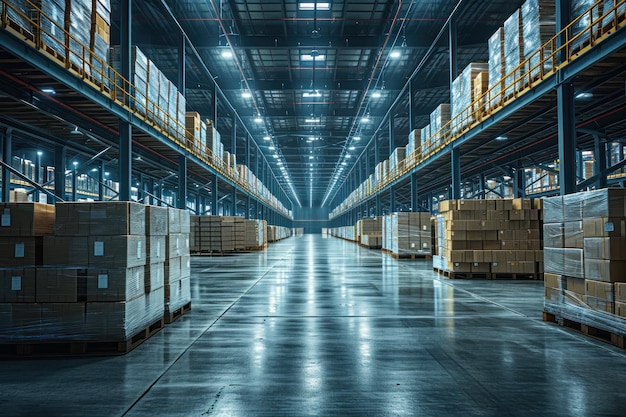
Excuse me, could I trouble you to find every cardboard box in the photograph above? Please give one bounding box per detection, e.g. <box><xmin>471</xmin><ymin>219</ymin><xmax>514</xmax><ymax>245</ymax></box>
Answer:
<box><xmin>583</xmin><ymin>296</ymin><xmax>614</xmax><ymax>314</ymax></box>
<box><xmin>54</xmin><ymin>202</ymin><xmax>91</xmax><ymax>236</ymax></box>
<box><xmin>145</xmin><ymin>262</ymin><xmax>165</xmax><ymax>293</ymax></box>
<box><xmin>584</xmin><ymin>259</ymin><xmax>626</xmax><ymax>282</ymax></box>
<box><xmin>145</xmin><ymin>206</ymin><xmax>168</xmax><ymax>236</ymax></box>
<box><xmin>0</xmin><ymin>303</ymin><xmax>43</xmax><ymax>339</ymax></box>
<box><xmin>85</xmin><ymin>266</ymin><xmax>144</xmax><ymax>302</ymax></box>
<box><xmin>563</xmin><ymin>221</ymin><xmax>584</xmax><ymax>249</ymax></box>
<box><xmin>0</xmin><ymin>203</ymin><xmax>55</xmax><ymax>237</ymax></box>
<box><xmin>471</xmin><ymin>262</ymin><xmax>490</xmax><ymax>273</ymax></box>
<box><xmin>565</xmin><ymin>276</ymin><xmax>586</xmax><ymax>295</ymax></box>
<box><xmin>166</xmin><ymin>233</ymin><xmax>190</xmax><ymax>258</ymax></box>
<box><xmin>0</xmin><ymin>237</ymin><xmax>43</xmax><ymax>266</ymax></box>
<box><xmin>585</xmin><ymin>279</ymin><xmax>614</xmax><ymax>300</ymax></box>
<box><xmin>40</xmin><ymin>302</ymin><xmax>86</xmax><ymax>338</ymax></box>
<box><xmin>544</xmin><ymin>273</ymin><xmax>562</xmax><ymax>290</ymax></box>
<box><xmin>43</xmin><ymin>236</ymin><xmax>90</xmax><ymax>267</ymax></box>
<box><xmin>165</xmin><ymin>256</ymin><xmax>182</xmax><ymax>284</ymax></box>
<box><xmin>147</xmin><ymin>235</ymin><xmax>167</xmax><ymax>264</ymax></box>
<box><xmin>583</xmin><ymin>218</ymin><xmax>626</xmax><ymax>238</ymax></box>
<box><xmin>88</xmin><ymin>235</ymin><xmax>146</xmax><ymax>269</ymax></box>
<box><xmin>616</xmin><ymin>301</ymin><xmax>626</xmax><ymax>318</ymax></box>
<box><xmin>0</xmin><ymin>268</ymin><xmax>36</xmax><ymax>302</ymax></box>
<box><xmin>36</xmin><ymin>268</ymin><xmax>79</xmax><ymax>303</ymax></box>
<box><xmin>583</xmin><ymin>237</ymin><xmax>626</xmax><ymax>260</ymax></box>
<box><xmin>615</xmin><ymin>282</ymin><xmax>626</xmax><ymax>303</ymax></box>
<box><xmin>168</xmin><ymin>208</ymin><xmax>181</xmax><ymax>234</ymax></box>
<box><xmin>88</xmin><ymin>202</ymin><xmax>145</xmax><ymax>235</ymax></box>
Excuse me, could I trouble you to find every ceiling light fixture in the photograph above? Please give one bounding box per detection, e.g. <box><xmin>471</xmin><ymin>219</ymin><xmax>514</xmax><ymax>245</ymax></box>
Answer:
<box><xmin>305</xmin><ymin>117</ymin><xmax>321</xmax><ymax>123</ymax></box>
<box><xmin>349</xmin><ymin>146</ymin><xmax>355</xmax><ymax>150</ymax></box>
<box><xmin>263</xmin><ymin>136</ymin><xmax>271</xmax><ymax>141</ymax></box>
<box><xmin>361</xmin><ymin>113</ymin><xmax>370</xmax><ymax>123</ymax></box>
<box><xmin>254</xmin><ymin>115</ymin><xmax>263</xmax><ymax>123</ymax></box>
<box><xmin>390</xmin><ymin>50</ymin><xmax>401</xmax><ymax>59</ymax></box>
<box><xmin>299</xmin><ymin>2</ymin><xmax>331</xmax><ymax>11</ymax></box>
<box><xmin>269</xmin><ymin>146</ymin><xmax>275</xmax><ymax>150</ymax></box>
<box><xmin>353</xmin><ymin>136</ymin><xmax>361</xmax><ymax>141</ymax></box>
<box><xmin>241</xmin><ymin>91</ymin><xmax>252</xmax><ymax>98</ymax></box>
<box><xmin>575</xmin><ymin>92</ymin><xmax>593</xmax><ymax>99</ymax></box>
<box><xmin>495</xmin><ymin>135</ymin><xmax>508</xmax><ymax>141</ymax></box>
<box><xmin>301</xmin><ymin>53</ymin><xmax>326</xmax><ymax>62</ymax></box>
<box><xmin>303</xmin><ymin>90</ymin><xmax>322</xmax><ymax>98</ymax></box>
<box><xmin>41</xmin><ymin>87</ymin><xmax>56</xmax><ymax>94</ymax></box>
<box><xmin>371</xmin><ymin>91</ymin><xmax>381</xmax><ymax>98</ymax></box>
<box><xmin>221</xmin><ymin>50</ymin><xmax>233</xmax><ymax>58</ymax></box>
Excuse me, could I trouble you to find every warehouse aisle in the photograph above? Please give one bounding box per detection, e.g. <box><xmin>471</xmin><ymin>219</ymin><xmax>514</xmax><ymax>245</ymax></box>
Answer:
<box><xmin>3</xmin><ymin>234</ymin><xmax>626</xmax><ymax>416</ymax></box>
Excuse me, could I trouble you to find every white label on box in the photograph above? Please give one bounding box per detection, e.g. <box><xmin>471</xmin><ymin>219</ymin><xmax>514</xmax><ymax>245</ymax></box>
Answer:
<box><xmin>135</xmin><ymin>271</ymin><xmax>140</xmax><ymax>290</ymax></box>
<box><xmin>98</xmin><ymin>274</ymin><xmax>109</xmax><ymax>289</ymax></box>
<box><xmin>11</xmin><ymin>276</ymin><xmax>21</xmax><ymax>291</ymax></box>
<box><xmin>492</xmin><ymin>262</ymin><xmax>499</xmax><ymax>267</ymax></box>
<box><xmin>2</xmin><ymin>209</ymin><xmax>11</xmax><ymax>227</ymax></box>
<box><xmin>156</xmin><ymin>241</ymin><xmax>161</xmax><ymax>258</ymax></box>
<box><xmin>14</xmin><ymin>243</ymin><xmax>24</xmax><ymax>258</ymax></box>
<box><xmin>94</xmin><ymin>241</ymin><xmax>105</xmax><ymax>257</ymax></box>
<box><xmin>176</xmin><ymin>237</ymin><xmax>180</xmax><ymax>251</ymax></box>
<box><xmin>605</xmin><ymin>222</ymin><xmax>615</xmax><ymax>232</ymax></box>
<box><xmin>186</xmin><ymin>238</ymin><xmax>189</xmax><ymax>248</ymax></box>
<box><xmin>411</xmin><ymin>243</ymin><xmax>416</xmax><ymax>249</ymax></box>
<box><xmin>137</xmin><ymin>240</ymin><xmax>142</xmax><ymax>259</ymax></box>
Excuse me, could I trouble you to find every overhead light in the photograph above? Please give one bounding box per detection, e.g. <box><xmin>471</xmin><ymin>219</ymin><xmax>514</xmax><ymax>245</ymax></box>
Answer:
<box><xmin>254</xmin><ymin>115</ymin><xmax>263</xmax><ymax>123</ymax></box>
<box><xmin>349</xmin><ymin>146</ymin><xmax>355</xmax><ymax>150</ymax></box>
<box><xmin>341</xmin><ymin>162</ymin><xmax>347</xmax><ymax>166</ymax></box>
<box><xmin>242</xmin><ymin>91</ymin><xmax>252</xmax><ymax>98</ymax></box>
<box><xmin>91</xmin><ymin>168</ymin><xmax>97</xmax><ymax>172</ymax></box>
<box><xmin>72</xmin><ymin>161</ymin><xmax>79</xmax><ymax>167</ymax></box>
<box><xmin>37</xmin><ymin>151</ymin><xmax>43</xmax><ymax>156</ymax></box>
<box><xmin>345</xmin><ymin>155</ymin><xmax>351</xmax><ymax>158</ymax></box>
<box><xmin>305</xmin><ymin>117</ymin><xmax>321</xmax><ymax>123</ymax></box>
<box><xmin>273</xmin><ymin>154</ymin><xmax>279</xmax><ymax>159</ymax></box>
<box><xmin>41</xmin><ymin>87</ymin><xmax>56</xmax><ymax>94</ymax></box>
<box><xmin>303</xmin><ymin>90</ymin><xmax>322</xmax><ymax>98</ymax></box>
<box><xmin>104</xmin><ymin>172</ymin><xmax>110</xmax><ymax>176</ymax></box>
<box><xmin>371</xmin><ymin>91</ymin><xmax>381</xmax><ymax>98</ymax></box>
<box><xmin>361</xmin><ymin>114</ymin><xmax>370</xmax><ymax>123</ymax></box>
<box><xmin>309</xmin><ymin>156</ymin><xmax>314</xmax><ymax>159</ymax></box>
<box><xmin>495</xmin><ymin>135</ymin><xmax>508</xmax><ymax>141</ymax></box>
<box><xmin>301</xmin><ymin>53</ymin><xmax>326</xmax><ymax>62</ymax></box>
<box><xmin>221</xmin><ymin>50</ymin><xmax>233</xmax><ymax>58</ymax></box>
<box><xmin>263</xmin><ymin>136</ymin><xmax>271</xmax><ymax>141</ymax></box>
<box><xmin>70</xmin><ymin>126</ymin><xmax>82</xmax><ymax>135</ymax></box>
<box><xmin>299</xmin><ymin>2</ymin><xmax>331</xmax><ymax>11</ymax></box>
<box><xmin>575</xmin><ymin>92</ymin><xmax>593</xmax><ymax>99</ymax></box>
<box><xmin>503</xmin><ymin>175</ymin><xmax>512</xmax><ymax>181</ymax></box>
<box><xmin>269</xmin><ymin>146</ymin><xmax>275</xmax><ymax>150</ymax></box>
<box><xmin>353</xmin><ymin>136</ymin><xmax>361</xmax><ymax>141</ymax></box>
<box><xmin>390</xmin><ymin>50</ymin><xmax>401</xmax><ymax>59</ymax></box>
<box><xmin>277</xmin><ymin>161</ymin><xmax>283</xmax><ymax>165</ymax></box>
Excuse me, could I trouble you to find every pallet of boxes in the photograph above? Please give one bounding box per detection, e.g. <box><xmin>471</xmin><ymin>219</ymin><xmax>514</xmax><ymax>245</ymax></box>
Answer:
<box><xmin>164</xmin><ymin>208</ymin><xmax>192</xmax><ymax>323</ymax></box>
<box><xmin>433</xmin><ymin>198</ymin><xmax>543</xmax><ymax>279</ymax></box>
<box><xmin>543</xmin><ymin>189</ymin><xmax>626</xmax><ymax>348</ymax></box>
<box><xmin>381</xmin><ymin>212</ymin><xmax>431</xmax><ymax>259</ymax></box>
<box><xmin>357</xmin><ymin>218</ymin><xmax>382</xmax><ymax>249</ymax></box>
<box><xmin>245</xmin><ymin>219</ymin><xmax>268</xmax><ymax>251</ymax></box>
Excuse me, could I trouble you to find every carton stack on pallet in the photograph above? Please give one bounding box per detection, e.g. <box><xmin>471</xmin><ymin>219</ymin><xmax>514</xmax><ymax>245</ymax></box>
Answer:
<box><xmin>420</xmin><ymin>124</ymin><xmax>432</xmax><ymax>155</ymax></box>
<box><xmin>571</xmin><ymin>0</ymin><xmax>601</xmax><ymax>51</ymax></box>
<box><xmin>110</xmin><ymin>46</ymin><xmax>148</xmax><ymax>114</ymax></box>
<box><xmin>521</xmin><ymin>0</ymin><xmax>556</xmax><ymax>82</ymax></box>
<box><xmin>90</xmin><ymin>0</ymin><xmax>111</xmax><ymax>87</ymax></box>
<box><xmin>429</xmin><ymin>104</ymin><xmax>451</xmax><ymax>145</ymax></box>
<box><xmin>487</xmin><ymin>27</ymin><xmax>505</xmax><ymax>109</ymax></box>
<box><xmin>164</xmin><ymin>208</ymin><xmax>191</xmax><ymax>323</ymax></box>
<box><xmin>220</xmin><ymin>216</ymin><xmax>235</xmax><ymax>251</ymax></box>
<box><xmin>388</xmin><ymin>148</ymin><xmax>405</xmax><ymax>176</ymax></box>
<box><xmin>233</xmin><ymin>217</ymin><xmax>246</xmax><ymax>251</ymax></box>
<box><xmin>503</xmin><ymin>9</ymin><xmax>524</xmax><ymax>96</ymax></box>
<box><xmin>382</xmin><ymin>212</ymin><xmax>431</xmax><ymax>258</ymax></box>
<box><xmin>145</xmin><ymin>206</ymin><xmax>167</xmax><ymax>313</ymax></box>
<box><xmin>543</xmin><ymin>189</ymin><xmax>626</xmax><ymax>346</ymax></box>
<box><xmin>244</xmin><ymin>219</ymin><xmax>267</xmax><ymax>250</ymax></box>
<box><xmin>268</xmin><ymin>225</ymin><xmax>291</xmax><ymax>242</ymax></box>
<box><xmin>0</xmin><ymin>203</ymin><xmax>52</xmax><ymax>343</ymax></box>
<box><xmin>433</xmin><ymin>198</ymin><xmax>543</xmax><ymax>278</ymax></box>
<box><xmin>67</xmin><ymin>0</ymin><xmax>93</xmax><ymax>73</ymax></box>
<box><xmin>40</xmin><ymin>0</ymin><xmax>67</xmax><ymax>58</ymax></box>
<box><xmin>356</xmin><ymin>218</ymin><xmax>382</xmax><ymax>248</ymax></box>
<box><xmin>406</xmin><ymin>129</ymin><xmax>420</xmax><ymax>159</ymax></box>
<box><xmin>0</xmin><ymin>202</ymin><xmax>166</xmax><ymax>354</ymax></box>
<box><xmin>451</xmin><ymin>63</ymin><xmax>488</xmax><ymax>133</ymax></box>
<box><xmin>4</xmin><ymin>1</ymin><xmax>33</xmax><ymax>36</ymax></box>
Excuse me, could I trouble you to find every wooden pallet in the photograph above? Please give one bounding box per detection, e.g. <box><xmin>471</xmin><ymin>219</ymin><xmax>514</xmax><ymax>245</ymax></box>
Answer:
<box><xmin>191</xmin><ymin>250</ymin><xmax>247</xmax><ymax>256</ymax></box>
<box><xmin>165</xmin><ymin>302</ymin><xmax>192</xmax><ymax>324</ymax></box>
<box><xmin>543</xmin><ymin>311</ymin><xmax>626</xmax><ymax>349</ymax></box>
<box><xmin>390</xmin><ymin>252</ymin><xmax>432</xmax><ymax>260</ymax></box>
<box><xmin>246</xmin><ymin>244</ymin><xmax>268</xmax><ymax>252</ymax></box>
<box><xmin>434</xmin><ymin>268</ymin><xmax>542</xmax><ymax>280</ymax></box>
<box><xmin>0</xmin><ymin>318</ymin><xmax>165</xmax><ymax>358</ymax></box>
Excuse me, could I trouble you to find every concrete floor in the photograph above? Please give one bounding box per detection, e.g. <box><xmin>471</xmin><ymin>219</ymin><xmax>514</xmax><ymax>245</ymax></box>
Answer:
<box><xmin>2</xmin><ymin>234</ymin><xmax>626</xmax><ymax>416</ymax></box>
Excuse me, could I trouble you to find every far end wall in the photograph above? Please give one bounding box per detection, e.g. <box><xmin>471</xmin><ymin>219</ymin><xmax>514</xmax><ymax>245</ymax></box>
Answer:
<box><xmin>292</xmin><ymin>207</ymin><xmax>329</xmax><ymax>234</ymax></box>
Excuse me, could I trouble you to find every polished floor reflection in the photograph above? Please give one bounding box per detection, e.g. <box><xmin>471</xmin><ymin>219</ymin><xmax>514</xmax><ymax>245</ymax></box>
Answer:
<box><xmin>2</xmin><ymin>234</ymin><xmax>626</xmax><ymax>416</ymax></box>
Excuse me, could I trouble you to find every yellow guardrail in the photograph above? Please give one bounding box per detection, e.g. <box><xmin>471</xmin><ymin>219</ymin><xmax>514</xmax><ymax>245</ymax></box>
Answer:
<box><xmin>0</xmin><ymin>0</ymin><xmax>291</xmax><ymax>217</ymax></box>
<box><xmin>330</xmin><ymin>0</ymin><xmax>625</xmax><ymax>219</ymax></box>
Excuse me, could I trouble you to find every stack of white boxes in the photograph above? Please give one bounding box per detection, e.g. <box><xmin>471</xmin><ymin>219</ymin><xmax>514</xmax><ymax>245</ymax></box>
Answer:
<box><xmin>503</xmin><ymin>10</ymin><xmax>524</xmax><ymax>96</ymax></box>
<box><xmin>165</xmin><ymin>208</ymin><xmax>191</xmax><ymax>320</ymax></box>
<box><xmin>382</xmin><ymin>212</ymin><xmax>431</xmax><ymax>257</ymax></box>
<box><xmin>521</xmin><ymin>0</ymin><xmax>556</xmax><ymax>82</ymax></box>
<box><xmin>488</xmin><ymin>27</ymin><xmax>505</xmax><ymax>109</ymax></box>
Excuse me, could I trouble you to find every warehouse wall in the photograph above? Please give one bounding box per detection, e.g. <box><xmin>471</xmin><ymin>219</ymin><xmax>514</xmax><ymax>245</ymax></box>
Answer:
<box><xmin>292</xmin><ymin>207</ymin><xmax>329</xmax><ymax>234</ymax></box>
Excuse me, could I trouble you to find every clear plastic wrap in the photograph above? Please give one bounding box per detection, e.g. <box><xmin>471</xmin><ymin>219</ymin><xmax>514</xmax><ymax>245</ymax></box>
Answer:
<box><xmin>0</xmin><ymin>267</ymin><xmax>37</xmax><ymax>303</ymax></box>
<box><xmin>503</xmin><ymin>10</ymin><xmax>523</xmax><ymax>96</ymax></box>
<box><xmin>110</xmin><ymin>46</ymin><xmax>148</xmax><ymax>114</ymax></box>
<box><xmin>55</xmin><ymin>202</ymin><xmax>145</xmax><ymax>236</ymax></box>
<box><xmin>543</xmin><ymin>222</ymin><xmax>564</xmax><ymax>248</ymax></box>
<box><xmin>583</xmin><ymin>237</ymin><xmax>626</xmax><ymax>260</ymax></box>
<box><xmin>145</xmin><ymin>262</ymin><xmax>164</xmax><ymax>293</ymax></box>
<box><xmin>146</xmin><ymin>205</ymin><xmax>169</xmax><ymax>236</ymax></box>
<box><xmin>582</xmin><ymin>188</ymin><xmax>626</xmax><ymax>218</ymax></box>
<box><xmin>406</xmin><ymin>129</ymin><xmax>420</xmax><ymax>157</ymax></box>
<box><xmin>451</xmin><ymin>63</ymin><xmax>488</xmax><ymax>132</ymax></box>
<box><xmin>389</xmin><ymin>147</ymin><xmax>406</xmax><ymax>173</ymax></box>
<box><xmin>5</xmin><ymin>0</ymin><xmax>32</xmax><ymax>33</ymax></box>
<box><xmin>0</xmin><ymin>237</ymin><xmax>43</xmax><ymax>267</ymax></box>
<box><xmin>429</xmin><ymin>104</ymin><xmax>451</xmax><ymax>143</ymax></box>
<box><xmin>384</xmin><ymin>212</ymin><xmax>431</xmax><ymax>255</ymax></box>
<box><xmin>542</xmin><ymin>195</ymin><xmax>563</xmax><ymax>223</ymax></box>
<box><xmin>39</xmin><ymin>0</ymin><xmax>66</xmax><ymax>58</ymax></box>
<box><xmin>67</xmin><ymin>0</ymin><xmax>92</xmax><ymax>73</ymax></box>
<box><xmin>584</xmin><ymin>258</ymin><xmax>626</xmax><ymax>282</ymax></box>
<box><xmin>166</xmin><ymin>277</ymin><xmax>191</xmax><ymax>313</ymax></box>
<box><xmin>562</xmin><ymin>191</ymin><xmax>584</xmax><ymax>221</ymax></box>
<box><xmin>420</xmin><ymin>124</ymin><xmax>432</xmax><ymax>155</ymax></box>
<box><xmin>521</xmin><ymin>0</ymin><xmax>556</xmax><ymax>80</ymax></box>
<box><xmin>488</xmin><ymin>27</ymin><xmax>505</xmax><ymax>109</ymax></box>
<box><xmin>571</xmin><ymin>0</ymin><xmax>600</xmax><ymax>51</ymax></box>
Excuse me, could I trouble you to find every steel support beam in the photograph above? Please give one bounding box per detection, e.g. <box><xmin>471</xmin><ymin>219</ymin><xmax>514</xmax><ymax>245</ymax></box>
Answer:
<box><xmin>514</xmin><ymin>167</ymin><xmax>525</xmax><ymax>198</ymax></box>
<box><xmin>211</xmin><ymin>174</ymin><xmax>218</xmax><ymax>215</ymax></box>
<box><xmin>178</xmin><ymin>35</ymin><xmax>186</xmax><ymax>93</ymax></box>
<box><xmin>411</xmin><ymin>173</ymin><xmax>418</xmax><ymax>212</ymax></box>
<box><xmin>119</xmin><ymin>121</ymin><xmax>132</xmax><ymax>201</ymax></box>
<box><xmin>1</xmin><ymin>128</ymin><xmax>11</xmax><ymax>202</ymax></box>
<box><xmin>594</xmin><ymin>134</ymin><xmax>608</xmax><ymax>189</ymax></box>
<box><xmin>178</xmin><ymin>154</ymin><xmax>187</xmax><ymax>209</ymax></box>
<box><xmin>451</xmin><ymin>146</ymin><xmax>461</xmax><ymax>199</ymax></box>
<box><xmin>449</xmin><ymin>19</ymin><xmax>458</xmax><ymax>93</ymax></box>
<box><xmin>557</xmin><ymin>82</ymin><xmax>577</xmax><ymax>195</ymax></box>
<box><xmin>230</xmin><ymin>187</ymin><xmax>237</xmax><ymax>216</ymax></box>
<box><xmin>390</xmin><ymin>186</ymin><xmax>396</xmax><ymax>213</ymax></box>
<box><xmin>54</xmin><ymin>145</ymin><xmax>66</xmax><ymax>203</ymax></box>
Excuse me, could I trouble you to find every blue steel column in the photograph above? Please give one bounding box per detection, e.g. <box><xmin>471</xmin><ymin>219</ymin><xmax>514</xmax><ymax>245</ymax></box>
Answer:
<box><xmin>514</xmin><ymin>166</ymin><xmax>525</xmax><ymax>197</ymax></box>
<box><xmin>411</xmin><ymin>172</ymin><xmax>418</xmax><ymax>212</ymax></box>
<box><xmin>54</xmin><ymin>145</ymin><xmax>66</xmax><ymax>202</ymax></box>
<box><xmin>479</xmin><ymin>173</ymin><xmax>485</xmax><ymax>199</ymax></box>
<box><xmin>557</xmin><ymin>82</ymin><xmax>577</xmax><ymax>195</ymax></box>
<box><xmin>211</xmin><ymin>173</ymin><xmax>218</xmax><ymax>215</ymax></box>
<box><xmin>118</xmin><ymin>0</ymin><xmax>132</xmax><ymax>202</ymax></box>
<box><xmin>230</xmin><ymin>187</ymin><xmax>237</xmax><ymax>216</ymax></box>
<box><xmin>451</xmin><ymin>146</ymin><xmax>461</xmax><ymax>199</ymax></box>
<box><xmin>408</xmin><ymin>80</ymin><xmax>414</xmax><ymax>132</ymax></box>
<box><xmin>594</xmin><ymin>134</ymin><xmax>607</xmax><ymax>188</ymax></box>
<box><xmin>1</xmin><ymin>128</ymin><xmax>11</xmax><ymax>202</ymax></box>
<box><xmin>178</xmin><ymin>35</ymin><xmax>186</xmax><ymax>93</ymax></box>
<box><xmin>449</xmin><ymin>19</ymin><xmax>458</xmax><ymax>96</ymax></box>
<box><xmin>178</xmin><ymin>154</ymin><xmax>187</xmax><ymax>209</ymax></box>
<box><xmin>71</xmin><ymin>163</ymin><xmax>77</xmax><ymax>201</ymax></box>
<box><xmin>98</xmin><ymin>161</ymin><xmax>104</xmax><ymax>201</ymax></box>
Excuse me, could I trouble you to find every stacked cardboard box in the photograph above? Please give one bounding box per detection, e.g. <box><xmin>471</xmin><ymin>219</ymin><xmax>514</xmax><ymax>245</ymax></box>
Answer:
<box><xmin>89</xmin><ymin>0</ymin><xmax>111</xmax><ymax>87</ymax></box>
<box><xmin>571</xmin><ymin>0</ymin><xmax>601</xmax><ymax>51</ymax></box>
<box><xmin>451</xmin><ymin>63</ymin><xmax>488</xmax><ymax>133</ymax></box>
<box><xmin>406</xmin><ymin>129</ymin><xmax>420</xmax><ymax>158</ymax></box>
<box><xmin>67</xmin><ymin>0</ymin><xmax>92</xmax><ymax>74</ymax></box>
<box><xmin>361</xmin><ymin>235</ymin><xmax>382</xmax><ymax>249</ymax></box>
<box><xmin>433</xmin><ymin>198</ymin><xmax>543</xmax><ymax>275</ymax></box>
<box><xmin>503</xmin><ymin>10</ymin><xmax>524</xmax><ymax>96</ymax></box>
<box><xmin>4</xmin><ymin>1</ymin><xmax>32</xmax><ymax>34</ymax></box>
<box><xmin>244</xmin><ymin>219</ymin><xmax>267</xmax><ymax>250</ymax></box>
<box><xmin>382</xmin><ymin>212</ymin><xmax>431</xmax><ymax>256</ymax></box>
<box><xmin>429</xmin><ymin>104</ymin><xmax>451</xmax><ymax>145</ymax></box>
<box><xmin>41</xmin><ymin>0</ymin><xmax>66</xmax><ymax>58</ymax></box>
<box><xmin>356</xmin><ymin>218</ymin><xmax>382</xmax><ymax>244</ymax></box>
<box><xmin>109</xmin><ymin>45</ymin><xmax>148</xmax><ymax>114</ymax></box>
<box><xmin>488</xmin><ymin>27</ymin><xmax>505</xmax><ymax>109</ymax></box>
<box><xmin>388</xmin><ymin>148</ymin><xmax>406</xmax><ymax>175</ymax></box>
<box><xmin>544</xmin><ymin>189</ymin><xmax>626</xmax><ymax>336</ymax></box>
<box><xmin>602</xmin><ymin>0</ymin><xmax>626</xmax><ymax>31</ymax></box>
<box><xmin>472</xmin><ymin>72</ymin><xmax>489</xmax><ymax>114</ymax></box>
<box><xmin>521</xmin><ymin>0</ymin><xmax>556</xmax><ymax>81</ymax></box>
<box><xmin>268</xmin><ymin>225</ymin><xmax>291</xmax><ymax>242</ymax></box>
<box><xmin>330</xmin><ymin>226</ymin><xmax>356</xmax><ymax>242</ymax></box>
<box><xmin>165</xmin><ymin>208</ymin><xmax>191</xmax><ymax>317</ymax></box>
<box><xmin>420</xmin><ymin>124</ymin><xmax>432</xmax><ymax>155</ymax></box>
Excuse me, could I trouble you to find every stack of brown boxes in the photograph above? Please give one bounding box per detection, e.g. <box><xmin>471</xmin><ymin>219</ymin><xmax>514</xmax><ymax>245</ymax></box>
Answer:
<box><xmin>544</xmin><ymin>189</ymin><xmax>626</xmax><ymax>336</ymax></box>
<box><xmin>433</xmin><ymin>198</ymin><xmax>543</xmax><ymax>276</ymax></box>
<box><xmin>0</xmin><ymin>203</ymin><xmax>53</xmax><ymax>341</ymax></box>
<box><xmin>39</xmin><ymin>201</ymin><xmax>163</xmax><ymax>342</ymax></box>
<box><xmin>356</xmin><ymin>218</ymin><xmax>382</xmax><ymax>246</ymax></box>
<box><xmin>268</xmin><ymin>225</ymin><xmax>291</xmax><ymax>242</ymax></box>
<box><xmin>233</xmin><ymin>217</ymin><xmax>246</xmax><ymax>251</ymax></box>
<box><xmin>220</xmin><ymin>216</ymin><xmax>235</xmax><ymax>251</ymax></box>
<box><xmin>382</xmin><ymin>212</ymin><xmax>431</xmax><ymax>257</ymax></box>
<box><xmin>165</xmin><ymin>208</ymin><xmax>191</xmax><ymax>318</ymax></box>
<box><xmin>244</xmin><ymin>219</ymin><xmax>267</xmax><ymax>250</ymax></box>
